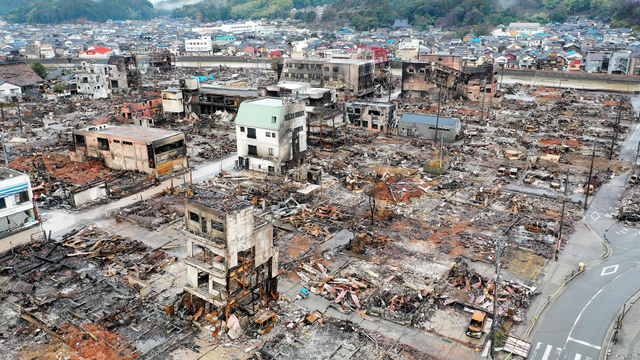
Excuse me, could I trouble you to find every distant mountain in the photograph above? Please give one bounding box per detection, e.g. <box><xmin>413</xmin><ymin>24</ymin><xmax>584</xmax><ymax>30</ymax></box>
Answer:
<box><xmin>6</xmin><ymin>0</ymin><xmax>157</xmax><ymax>24</ymax></box>
<box><xmin>0</xmin><ymin>0</ymin><xmax>38</xmax><ymax>16</ymax></box>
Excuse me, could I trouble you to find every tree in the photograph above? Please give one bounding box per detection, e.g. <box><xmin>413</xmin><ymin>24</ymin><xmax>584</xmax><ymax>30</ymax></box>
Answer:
<box><xmin>30</xmin><ymin>62</ymin><xmax>46</xmax><ymax>79</ymax></box>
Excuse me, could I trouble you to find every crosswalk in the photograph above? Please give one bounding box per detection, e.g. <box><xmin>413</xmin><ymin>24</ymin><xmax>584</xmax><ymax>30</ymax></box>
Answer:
<box><xmin>529</xmin><ymin>342</ymin><xmax>592</xmax><ymax>360</ymax></box>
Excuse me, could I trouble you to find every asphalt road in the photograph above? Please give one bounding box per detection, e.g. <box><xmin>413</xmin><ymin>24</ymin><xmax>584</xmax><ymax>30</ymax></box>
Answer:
<box><xmin>528</xmin><ymin>108</ymin><xmax>640</xmax><ymax>360</ymax></box>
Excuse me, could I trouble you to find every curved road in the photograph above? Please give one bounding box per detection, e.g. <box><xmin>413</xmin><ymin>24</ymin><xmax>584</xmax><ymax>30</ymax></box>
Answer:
<box><xmin>528</xmin><ymin>107</ymin><xmax>640</xmax><ymax>360</ymax></box>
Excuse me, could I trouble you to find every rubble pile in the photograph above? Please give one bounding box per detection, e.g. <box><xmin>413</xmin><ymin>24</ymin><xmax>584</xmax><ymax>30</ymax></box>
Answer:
<box><xmin>113</xmin><ymin>196</ymin><xmax>185</xmax><ymax>229</ymax></box>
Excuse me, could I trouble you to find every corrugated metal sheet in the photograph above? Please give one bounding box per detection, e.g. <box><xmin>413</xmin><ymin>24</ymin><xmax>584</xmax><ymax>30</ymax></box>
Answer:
<box><xmin>400</xmin><ymin>113</ymin><xmax>460</xmax><ymax>127</ymax></box>
<box><xmin>157</xmin><ymin>161</ymin><xmax>174</xmax><ymax>176</ymax></box>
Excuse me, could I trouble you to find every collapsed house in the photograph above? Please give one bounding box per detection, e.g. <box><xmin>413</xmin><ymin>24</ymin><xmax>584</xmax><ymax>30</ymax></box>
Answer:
<box><xmin>69</xmin><ymin>125</ymin><xmax>187</xmax><ymax>177</ymax></box>
<box><xmin>279</xmin><ymin>59</ymin><xmax>376</xmax><ymax>98</ymax></box>
<box><xmin>181</xmin><ymin>191</ymin><xmax>278</xmax><ymax>328</ymax></box>
<box><xmin>235</xmin><ymin>97</ymin><xmax>307</xmax><ymax>174</ymax></box>
<box><xmin>346</xmin><ymin>101</ymin><xmax>396</xmax><ymax>133</ymax></box>
<box><xmin>73</xmin><ymin>62</ymin><xmax>111</xmax><ymax>100</ymax></box>
<box><xmin>258</xmin><ymin>82</ymin><xmax>336</xmax><ymax>107</ymax></box>
<box><xmin>0</xmin><ymin>168</ymin><xmax>38</xmax><ymax>235</ymax></box>
<box><xmin>149</xmin><ymin>49</ymin><xmax>175</xmax><ymax>72</ymax></box>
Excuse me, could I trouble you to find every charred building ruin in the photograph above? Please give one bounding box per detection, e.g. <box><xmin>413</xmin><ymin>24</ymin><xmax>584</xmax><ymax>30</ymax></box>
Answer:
<box><xmin>182</xmin><ymin>191</ymin><xmax>278</xmax><ymax>326</ymax></box>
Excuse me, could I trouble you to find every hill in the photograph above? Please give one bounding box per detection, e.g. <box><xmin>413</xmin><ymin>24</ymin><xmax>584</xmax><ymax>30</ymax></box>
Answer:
<box><xmin>6</xmin><ymin>0</ymin><xmax>157</xmax><ymax>24</ymax></box>
<box><xmin>0</xmin><ymin>0</ymin><xmax>38</xmax><ymax>16</ymax></box>
<box><xmin>171</xmin><ymin>0</ymin><xmax>636</xmax><ymax>32</ymax></box>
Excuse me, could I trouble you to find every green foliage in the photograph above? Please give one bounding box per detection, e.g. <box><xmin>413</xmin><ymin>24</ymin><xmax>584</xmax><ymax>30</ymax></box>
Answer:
<box><xmin>53</xmin><ymin>83</ymin><xmax>67</xmax><ymax>92</ymax></box>
<box><xmin>549</xmin><ymin>8</ymin><xmax>567</xmax><ymax>22</ymax></box>
<box><xmin>30</xmin><ymin>62</ymin><xmax>46</xmax><ymax>79</ymax></box>
<box><xmin>612</xmin><ymin>0</ymin><xmax>640</xmax><ymax>29</ymax></box>
<box><xmin>7</xmin><ymin>0</ymin><xmax>156</xmax><ymax>23</ymax></box>
<box><xmin>0</xmin><ymin>0</ymin><xmax>37</xmax><ymax>16</ymax></box>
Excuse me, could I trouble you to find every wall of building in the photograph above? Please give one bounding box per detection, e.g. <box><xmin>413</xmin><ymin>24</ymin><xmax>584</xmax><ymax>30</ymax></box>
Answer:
<box><xmin>122</xmin><ymin>98</ymin><xmax>163</xmax><ymax>120</ymax></box>
<box><xmin>162</xmin><ymin>91</ymin><xmax>184</xmax><ymax>113</ymax></box>
<box><xmin>398</xmin><ymin>120</ymin><xmax>460</xmax><ymax>142</ymax></box>
<box><xmin>0</xmin><ymin>171</ymin><xmax>36</xmax><ymax>233</ymax></box>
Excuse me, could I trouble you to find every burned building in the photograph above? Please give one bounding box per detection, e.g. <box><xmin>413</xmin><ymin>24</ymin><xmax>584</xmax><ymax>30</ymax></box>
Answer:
<box><xmin>401</xmin><ymin>61</ymin><xmax>470</xmax><ymax>100</ymax></box>
<box><xmin>74</xmin><ymin>62</ymin><xmax>111</xmax><ymax>100</ymax></box>
<box><xmin>307</xmin><ymin>107</ymin><xmax>347</xmax><ymax>148</ymax></box>
<box><xmin>258</xmin><ymin>82</ymin><xmax>336</xmax><ymax>108</ymax></box>
<box><xmin>397</xmin><ymin>113</ymin><xmax>461</xmax><ymax>142</ymax></box>
<box><xmin>149</xmin><ymin>49</ymin><xmax>175</xmax><ymax>72</ymax></box>
<box><xmin>107</xmin><ymin>55</ymin><xmax>141</xmax><ymax>90</ymax></box>
<box><xmin>182</xmin><ymin>191</ymin><xmax>278</xmax><ymax>324</ymax></box>
<box><xmin>70</xmin><ymin>125</ymin><xmax>187</xmax><ymax>177</ymax></box>
<box><xmin>121</xmin><ymin>96</ymin><xmax>163</xmax><ymax>121</ymax></box>
<box><xmin>401</xmin><ymin>61</ymin><xmax>496</xmax><ymax>103</ymax></box>
<box><xmin>162</xmin><ymin>88</ymin><xmax>184</xmax><ymax>114</ymax></box>
<box><xmin>279</xmin><ymin>59</ymin><xmax>375</xmax><ymax>97</ymax></box>
<box><xmin>199</xmin><ymin>85</ymin><xmax>258</xmax><ymax>115</ymax></box>
<box><xmin>346</xmin><ymin>101</ymin><xmax>396</xmax><ymax>133</ymax></box>
<box><xmin>235</xmin><ymin>98</ymin><xmax>307</xmax><ymax>174</ymax></box>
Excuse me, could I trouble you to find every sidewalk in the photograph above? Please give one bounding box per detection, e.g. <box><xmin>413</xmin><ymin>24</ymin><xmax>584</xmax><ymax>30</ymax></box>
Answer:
<box><xmin>606</xmin><ymin>293</ymin><xmax>640</xmax><ymax>359</ymax></box>
<box><xmin>511</xmin><ymin>219</ymin><xmax>609</xmax><ymax>340</ymax></box>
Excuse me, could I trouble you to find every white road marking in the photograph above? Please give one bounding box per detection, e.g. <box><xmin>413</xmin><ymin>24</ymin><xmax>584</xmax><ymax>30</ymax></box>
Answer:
<box><xmin>531</xmin><ymin>342</ymin><xmax>543</xmax><ymax>359</ymax></box>
<box><xmin>574</xmin><ymin>354</ymin><xmax>582</xmax><ymax>360</ymax></box>
<box><xmin>568</xmin><ymin>337</ymin><xmax>602</xmax><ymax>350</ymax></box>
<box><xmin>601</xmin><ymin>265</ymin><xmax>619</xmax><ymax>276</ymax></box>
<box><xmin>590</xmin><ymin>211</ymin><xmax>600</xmax><ymax>221</ymax></box>
<box><xmin>554</xmin><ymin>347</ymin><xmax>562</xmax><ymax>360</ymax></box>
<box><xmin>541</xmin><ymin>344</ymin><xmax>553</xmax><ymax>360</ymax></box>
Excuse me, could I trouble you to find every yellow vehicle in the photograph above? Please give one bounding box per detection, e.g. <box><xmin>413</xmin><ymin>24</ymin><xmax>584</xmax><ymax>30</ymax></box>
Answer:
<box><xmin>254</xmin><ymin>309</ymin><xmax>277</xmax><ymax>335</ymax></box>
<box><xmin>466</xmin><ymin>310</ymin><xmax>487</xmax><ymax>339</ymax></box>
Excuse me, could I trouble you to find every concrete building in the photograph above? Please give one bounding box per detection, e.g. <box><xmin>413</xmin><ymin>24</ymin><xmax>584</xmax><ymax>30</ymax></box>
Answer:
<box><xmin>346</xmin><ymin>101</ymin><xmax>396</xmax><ymax>133</ymax></box>
<box><xmin>608</xmin><ymin>51</ymin><xmax>631</xmax><ymax>75</ymax></box>
<box><xmin>185</xmin><ymin>36</ymin><xmax>212</xmax><ymax>55</ymax></box>
<box><xmin>235</xmin><ymin>98</ymin><xmax>307</xmax><ymax>174</ymax></box>
<box><xmin>75</xmin><ymin>62</ymin><xmax>111</xmax><ymax>100</ymax></box>
<box><xmin>162</xmin><ymin>88</ymin><xmax>184</xmax><ymax>114</ymax></box>
<box><xmin>0</xmin><ymin>81</ymin><xmax>22</xmax><ymax>102</ymax></box>
<box><xmin>122</xmin><ymin>97</ymin><xmax>163</xmax><ymax>121</ymax></box>
<box><xmin>181</xmin><ymin>191</ymin><xmax>278</xmax><ymax>326</ymax></box>
<box><xmin>107</xmin><ymin>55</ymin><xmax>140</xmax><ymax>90</ymax></box>
<box><xmin>0</xmin><ymin>168</ymin><xmax>38</xmax><ymax>236</ymax></box>
<box><xmin>216</xmin><ymin>21</ymin><xmax>260</xmax><ymax>33</ymax></box>
<box><xmin>70</xmin><ymin>125</ymin><xmax>187</xmax><ymax>177</ymax></box>
<box><xmin>279</xmin><ymin>59</ymin><xmax>375</xmax><ymax>97</ymax></box>
<box><xmin>397</xmin><ymin>113</ymin><xmax>461</xmax><ymax>142</ymax></box>
<box><xmin>25</xmin><ymin>43</ymin><xmax>40</xmax><ymax>59</ymax></box>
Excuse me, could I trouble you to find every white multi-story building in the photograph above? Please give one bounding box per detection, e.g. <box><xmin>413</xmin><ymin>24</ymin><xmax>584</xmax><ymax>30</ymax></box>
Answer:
<box><xmin>185</xmin><ymin>36</ymin><xmax>212</xmax><ymax>54</ymax></box>
<box><xmin>0</xmin><ymin>168</ymin><xmax>38</xmax><ymax>235</ymax></box>
<box><xmin>74</xmin><ymin>62</ymin><xmax>111</xmax><ymax>100</ymax></box>
<box><xmin>507</xmin><ymin>23</ymin><xmax>545</xmax><ymax>38</ymax></box>
<box><xmin>217</xmin><ymin>21</ymin><xmax>260</xmax><ymax>34</ymax></box>
<box><xmin>235</xmin><ymin>98</ymin><xmax>307</xmax><ymax>174</ymax></box>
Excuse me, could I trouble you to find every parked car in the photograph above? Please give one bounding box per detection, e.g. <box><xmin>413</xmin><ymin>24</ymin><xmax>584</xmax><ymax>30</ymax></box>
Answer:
<box><xmin>466</xmin><ymin>310</ymin><xmax>487</xmax><ymax>339</ymax></box>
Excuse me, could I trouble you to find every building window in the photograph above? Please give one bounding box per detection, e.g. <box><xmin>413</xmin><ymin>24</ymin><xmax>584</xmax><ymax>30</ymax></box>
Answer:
<box><xmin>268</xmin><ymin>148</ymin><xmax>274</xmax><ymax>156</ymax></box>
<box><xmin>324</xmin><ymin>67</ymin><xmax>329</xmax><ymax>72</ymax></box>
<box><xmin>272</xmin><ymin>132</ymin><xmax>276</xmax><ymax>137</ymax></box>
<box><xmin>247</xmin><ymin>127</ymin><xmax>256</xmax><ymax>139</ymax></box>
<box><xmin>74</xmin><ymin>134</ymin><xmax>86</xmax><ymax>146</ymax></box>
<box><xmin>240</xmin><ymin>126</ymin><xmax>245</xmax><ymax>132</ymax></box>
<box><xmin>333</xmin><ymin>67</ymin><xmax>338</xmax><ymax>72</ymax></box>
<box><xmin>189</xmin><ymin>211</ymin><xmax>200</xmax><ymax>222</ymax></box>
<box><xmin>14</xmin><ymin>191</ymin><xmax>29</xmax><ymax>204</ymax></box>
<box><xmin>271</xmin><ymin>116</ymin><xmax>276</xmax><ymax>123</ymax></box>
<box><xmin>97</xmin><ymin>137</ymin><xmax>109</xmax><ymax>151</ymax></box>
<box><xmin>123</xmin><ymin>141</ymin><xmax>133</xmax><ymax>145</ymax></box>
<box><xmin>248</xmin><ymin>145</ymin><xmax>258</xmax><ymax>156</ymax></box>
<box><xmin>266</xmin><ymin>132</ymin><xmax>270</xmax><ymax>137</ymax></box>
<box><xmin>0</xmin><ymin>198</ymin><xmax>5</xmax><ymax>209</ymax></box>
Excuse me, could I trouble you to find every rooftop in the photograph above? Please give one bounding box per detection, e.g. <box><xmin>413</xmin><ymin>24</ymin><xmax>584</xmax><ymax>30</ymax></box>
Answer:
<box><xmin>400</xmin><ymin>113</ymin><xmax>460</xmax><ymax>127</ymax></box>
<box><xmin>189</xmin><ymin>191</ymin><xmax>253</xmax><ymax>212</ymax></box>
<box><xmin>76</xmin><ymin>125</ymin><xmax>183</xmax><ymax>142</ymax></box>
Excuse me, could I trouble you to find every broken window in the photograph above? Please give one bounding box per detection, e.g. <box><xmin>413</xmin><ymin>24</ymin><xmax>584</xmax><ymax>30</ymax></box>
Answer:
<box><xmin>201</xmin><ymin>217</ymin><xmax>207</xmax><ymax>233</ymax></box>
<box><xmin>113</xmin><ymin>140</ymin><xmax>120</xmax><ymax>144</ymax></box>
<box><xmin>123</xmin><ymin>141</ymin><xmax>133</xmax><ymax>146</ymax></box>
<box><xmin>324</xmin><ymin>76</ymin><xmax>329</xmax><ymax>81</ymax></box>
<box><xmin>247</xmin><ymin>128</ymin><xmax>256</xmax><ymax>139</ymax></box>
<box><xmin>248</xmin><ymin>145</ymin><xmax>258</xmax><ymax>156</ymax></box>
<box><xmin>189</xmin><ymin>211</ymin><xmax>200</xmax><ymax>222</ymax></box>
<box><xmin>369</xmin><ymin>110</ymin><xmax>380</xmax><ymax>116</ymax></box>
<box><xmin>0</xmin><ymin>198</ymin><xmax>5</xmax><ymax>209</ymax></box>
<box><xmin>324</xmin><ymin>67</ymin><xmax>329</xmax><ymax>72</ymax></box>
<box><xmin>155</xmin><ymin>139</ymin><xmax>184</xmax><ymax>154</ymax></box>
<box><xmin>14</xmin><ymin>191</ymin><xmax>29</xmax><ymax>204</ymax></box>
<box><xmin>408</xmin><ymin>68</ymin><xmax>415</xmax><ymax>74</ymax></box>
<box><xmin>333</xmin><ymin>67</ymin><xmax>338</xmax><ymax>72</ymax></box>
<box><xmin>74</xmin><ymin>134</ymin><xmax>86</xmax><ymax>146</ymax></box>
<box><xmin>211</xmin><ymin>218</ymin><xmax>224</xmax><ymax>232</ymax></box>
<box><xmin>97</xmin><ymin>137</ymin><xmax>109</xmax><ymax>151</ymax></box>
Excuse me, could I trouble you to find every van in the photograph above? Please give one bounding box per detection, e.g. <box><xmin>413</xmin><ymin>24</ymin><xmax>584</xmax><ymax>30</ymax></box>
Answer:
<box><xmin>466</xmin><ymin>310</ymin><xmax>487</xmax><ymax>339</ymax></box>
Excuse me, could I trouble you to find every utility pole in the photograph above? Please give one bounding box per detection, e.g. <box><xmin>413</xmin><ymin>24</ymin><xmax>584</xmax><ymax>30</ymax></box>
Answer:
<box><xmin>608</xmin><ymin>99</ymin><xmax>623</xmax><ymax>170</ymax></box>
<box><xmin>557</xmin><ymin>167</ymin><xmax>569</xmax><ymax>262</ymax></box>
<box><xmin>1</xmin><ymin>133</ymin><xmax>8</xmax><ymax>168</ymax></box>
<box><xmin>434</xmin><ymin>83</ymin><xmax>443</xmax><ymax>142</ymax></box>
<box><xmin>439</xmin><ymin>134</ymin><xmax>443</xmax><ymax>167</ymax></box>
<box><xmin>584</xmin><ymin>141</ymin><xmax>596</xmax><ymax>210</ymax></box>
<box><xmin>634</xmin><ymin>140</ymin><xmax>640</xmax><ymax>176</ymax></box>
<box><xmin>388</xmin><ymin>67</ymin><xmax>392</xmax><ymax>103</ymax></box>
<box><xmin>490</xmin><ymin>236</ymin><xmax>502</xmax><ymax>359</ymax></box>
<box><xmin>479</xmin><ymin>77</ymin><xmax>487</xmax><ymax>126</ymax></box>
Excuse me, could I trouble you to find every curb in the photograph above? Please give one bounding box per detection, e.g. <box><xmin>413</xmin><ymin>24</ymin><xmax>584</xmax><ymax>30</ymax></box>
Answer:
<box><xmin>524</xmin><ymin>220</ymin><xmax>612</xmax><ymax>340</ymax></box>
<box><xmin>600</xmin><ymin>287</ymin><xmax>640</xmax><ymax>360</ymax></box>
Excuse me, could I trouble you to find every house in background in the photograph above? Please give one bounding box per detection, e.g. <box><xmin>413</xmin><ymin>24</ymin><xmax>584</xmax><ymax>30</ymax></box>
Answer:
<box><xmin>78</xmin><ymin>46</ymin><xmax>115</xmax><ymax>59</ymax></box>
<box><xmin>0</xmin><ymin>81</ymin><xmax>22</xmax><ymax>102</ymax></box>
<box><xmin>585</xmin><ymin>53</ymin><xmax>604</xmax><ymax>73</ymax></box>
